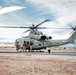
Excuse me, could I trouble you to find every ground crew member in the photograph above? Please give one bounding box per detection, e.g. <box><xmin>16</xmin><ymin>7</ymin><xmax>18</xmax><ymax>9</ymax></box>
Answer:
<box><xmin>22</xmin><ymin>41</ymin><xmax>27</xmax><ymax>52</ymax></box>
<box><xmin>48</xmin><ymin>49</ymin><xmax>51</xmax><ymax>54</ymax></box>
<box><xmin>15</xmin><ymin>40</ymin><xmax>19</xmax><ymax>51</ymax></box>
<box><xmin>30</xmin><ymin>41</ymin><xmax>33</xmax><ymax>52</ymax></box>
<box><xmin>27</xmin><ymin>41</ymin><xmax>29</xmax><ymax>49</ymax></box>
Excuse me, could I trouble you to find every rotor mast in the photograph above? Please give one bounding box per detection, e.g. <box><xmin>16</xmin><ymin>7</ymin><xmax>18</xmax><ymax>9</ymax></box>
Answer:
<box><xmin>28</xmin><ymin>19</ymin><xmax>50</xmax><ymax>35</ymax></box>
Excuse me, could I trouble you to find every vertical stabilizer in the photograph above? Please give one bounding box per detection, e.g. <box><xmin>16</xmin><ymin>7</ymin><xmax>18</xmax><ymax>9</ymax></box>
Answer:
<box><xmin>68</xmin><ymin>30</ymin><xmax>76</xmax><ymax>44</ymax></box>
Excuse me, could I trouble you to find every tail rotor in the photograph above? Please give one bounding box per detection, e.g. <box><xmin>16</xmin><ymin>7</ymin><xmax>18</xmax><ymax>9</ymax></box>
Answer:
<box><xmin>69</xmin><ymin>23</ymin><xmax>76</xmax><ymax>31</ymax></box>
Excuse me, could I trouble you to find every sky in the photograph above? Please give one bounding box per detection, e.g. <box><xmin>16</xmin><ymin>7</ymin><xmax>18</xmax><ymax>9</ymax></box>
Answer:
<box><xmin>0</xmin><ymin>0</ymin><xmax>76</xmax><ymax>45</ymax></box>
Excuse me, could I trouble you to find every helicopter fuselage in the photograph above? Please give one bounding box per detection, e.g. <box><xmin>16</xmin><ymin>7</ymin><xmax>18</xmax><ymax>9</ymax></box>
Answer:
<box><xmin>16</xmin><ymin>29</ymin><xmax>76</xmax><ymax>50</ymax></box>
<box><xmin>16</xmin><ymin>37</ymin><xmax>70</xmax><ymax>50</ymax></box>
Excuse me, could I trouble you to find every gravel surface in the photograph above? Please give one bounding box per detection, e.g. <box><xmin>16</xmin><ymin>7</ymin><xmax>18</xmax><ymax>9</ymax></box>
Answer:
<box><xmin>0</xmin><ymin>54</ymin><xmax>76</xmax><ymax>75</ymax></box>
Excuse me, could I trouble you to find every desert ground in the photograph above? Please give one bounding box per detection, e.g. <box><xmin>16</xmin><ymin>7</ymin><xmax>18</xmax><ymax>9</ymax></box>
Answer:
<box><xmin>0</xmin><ymin>54</ymin><xmax>76</xmax><ymax>75</ymax></box>
<box><xmin>0</xmin><ymin>46</ymin><xmax>76</xmax><ymax>50</ymax></box>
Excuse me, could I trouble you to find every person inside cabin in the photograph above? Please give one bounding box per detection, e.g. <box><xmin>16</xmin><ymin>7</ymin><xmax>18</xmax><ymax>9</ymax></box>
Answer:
<box><xmin>22</xmin><ymin>41</ymin><xmax>27</xmax><ymax>52</ymax></box>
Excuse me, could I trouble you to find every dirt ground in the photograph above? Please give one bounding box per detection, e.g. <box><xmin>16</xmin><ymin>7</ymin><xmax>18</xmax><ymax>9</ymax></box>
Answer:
<box><xmin>0</xmin><ymin>54</ymin><xmax>76</xmax><ymax>75</ymax></box>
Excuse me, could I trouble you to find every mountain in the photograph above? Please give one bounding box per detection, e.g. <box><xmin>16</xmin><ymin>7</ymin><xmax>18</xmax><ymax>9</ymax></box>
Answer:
<box><xmin>60</xmin><ymin>43</ymin><xmax>76</xmax><ymax>48</ymax></box>
<box><xmin>0</xmin><ymin>42</ymin><xmax>14</xmax><ymax>46</ymax></box>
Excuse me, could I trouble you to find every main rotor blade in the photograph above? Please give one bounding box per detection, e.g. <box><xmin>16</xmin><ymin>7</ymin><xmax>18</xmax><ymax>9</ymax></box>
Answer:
<box><xmin>37</xmin><ymin>27</ymin><xmax>72</xmax><ymax>29</ymax></box>
<box><xmin>0</xmin><ymin>26</ymin><xmax>72</xmax><ymax>29</ymax></box>
<box><xmin>0</xmin><ymin>26</ymin><xmax>30</xmax><ymax>28</ymax></box>
<box><xmin>35</xmin><ymin>19</ymin><xmax>50</xmax><ymax>28</ymax></box>
<box><xmin>44</xmin><ymin>27</ymin><xmax>72</xmax><ymax>29</ymax></box>
<box><xmin>23</xmin><ymin>29</ymin><xmax>30</xmax><ymax>33</ymax></box>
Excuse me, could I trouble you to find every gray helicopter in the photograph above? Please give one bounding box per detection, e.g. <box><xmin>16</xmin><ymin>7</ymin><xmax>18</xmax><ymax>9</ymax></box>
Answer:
<box><xmin>0</xmin><ymin>19</ymin><xmax>76</xmax><ymax>51</ymax></box>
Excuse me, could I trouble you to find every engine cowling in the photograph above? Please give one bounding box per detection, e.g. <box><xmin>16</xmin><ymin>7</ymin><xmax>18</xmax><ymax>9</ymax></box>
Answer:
<box><xmin>29</xmin><ymin>35</ymin><xmax>52</xmax><ymax>40</ymax></box>
<box><xmin>34</xmin><ymin>35</ymin><xmax>46</xmax><ymax>40</ymax></box>
<box><xmin>48</xmin><ymin>36</ymin><xmax>52</xmax><ymax>39</ymax></box>
<box><xmin>41</xmin><ymin>35</ymin><xmax>46</xmax><ymax>40</ymax></box>
<box><xmin>40</xmin><ymin>35</ymin><xmax>52</xmax><ymax>40</ymax></box>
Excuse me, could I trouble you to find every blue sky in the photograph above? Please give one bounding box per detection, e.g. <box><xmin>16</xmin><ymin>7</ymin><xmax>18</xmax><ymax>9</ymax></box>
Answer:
<box><xmin>0</xmin><ymin>0</ymin><xmax>76</xmax><ymax>45</ymax></box>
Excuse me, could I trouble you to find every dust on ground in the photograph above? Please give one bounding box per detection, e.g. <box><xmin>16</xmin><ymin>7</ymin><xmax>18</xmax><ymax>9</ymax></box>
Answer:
<box><xmin>0</xmin><ymin>54</ymin><xmax>76</xmax><ymax>75</ymax></box>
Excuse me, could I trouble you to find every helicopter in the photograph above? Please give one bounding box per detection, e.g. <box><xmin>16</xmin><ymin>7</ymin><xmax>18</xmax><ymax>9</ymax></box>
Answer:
<box><xmin>0</xmin><ymin>19</ymin><xmax>76</xmax><ymax>52</ymax></box>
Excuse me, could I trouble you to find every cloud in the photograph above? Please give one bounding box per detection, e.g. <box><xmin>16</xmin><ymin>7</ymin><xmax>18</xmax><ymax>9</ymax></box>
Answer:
<box><xmin>0</xmin><ymin>6</ymin><xmax>26</xmax><ymax>15</ymax></box>
<box><xmin>0</xmin><ymin>6</ymin><xmax>2</xmax><ymax>9</ymax></box>
<box><xmin>26</xmin><ymin>0</ymin><xmax>76</xmax><ymax>39</ymax></box>
<box><xmin>27</xmin><ymin>0</ymin><xmax>76</xmax><ymax>24</ymax></box>
<box><xmin>0</xmin><ymin>28</ymin><xmax>25</xmax><ymax>39</ymax></box>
